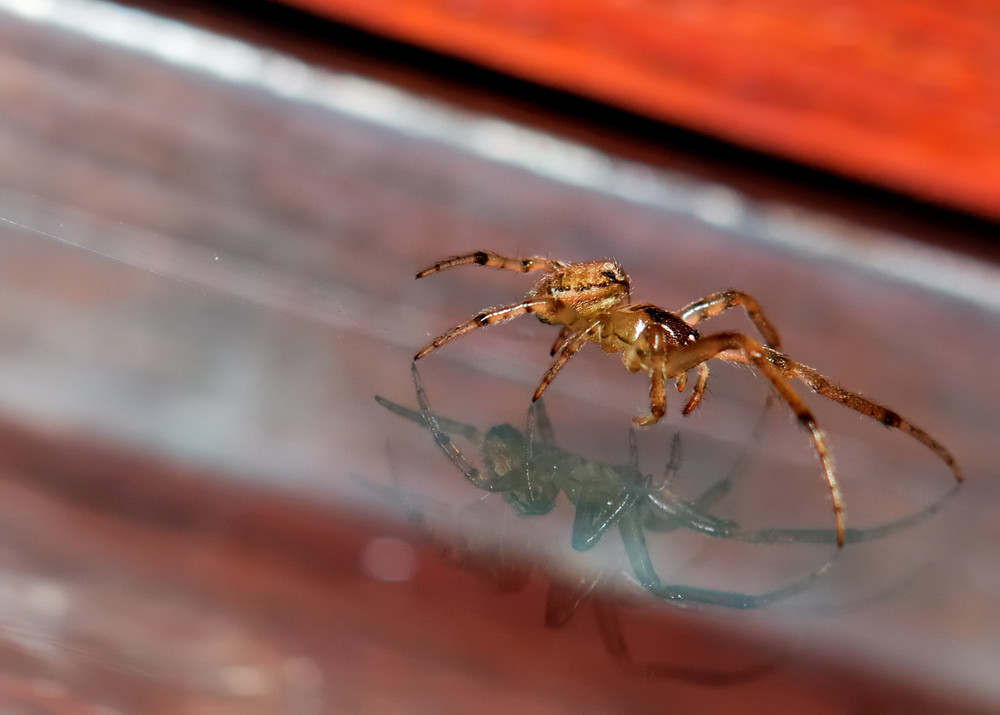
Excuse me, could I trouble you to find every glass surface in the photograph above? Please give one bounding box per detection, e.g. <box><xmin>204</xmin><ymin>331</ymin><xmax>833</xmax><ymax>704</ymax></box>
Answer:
<box><xmin>0</xmin><ymin>1</ymin><xmax>998</xmax><ymax>712</ymax></box>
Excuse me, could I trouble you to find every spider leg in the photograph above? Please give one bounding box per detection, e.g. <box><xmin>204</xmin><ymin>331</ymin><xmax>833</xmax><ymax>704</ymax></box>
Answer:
<box><xmin>544</xmin><ymin>570</ymin><xmax>603</xmax><ymax>629</ymax></box>
<box><xmin>549</xmin><ymin>325</ymin><xmax>573</xmax><ymax>356</ymax></box>
<box><xmin>662</xmin><ymin>332</ymin><xmax>847</xmax><ymax>547</ymax></box>
<box><xmin>531</xmin><ymin>323</ymin><xmax>598</xmax><ymax>401</ymax></box>
<box><xmin>416</xmin><ymin>251</ymin><xmax>567</xmax><ymax>278</ymax></box>
<box><xmin>415</xmin><ymin>299</ymin><xmax>552</xmax><ymax>359</ymax></box>
<box><xmin>679</xmin><ymin>290</ymin><xmax>782</xmax><ymax>349</ymax></box>
<box><xmin>681</xmin><ymin>363</ymin><xmax>711</xmax><ymax>415</ymax></box>
<box><xmin>634</xmin><ymin>366</ymin><xmax>668</xmax><ymax>426</ymax></box>
<box><xmin>759</xmin><ymin>346</ymin><xmax>964</xmax><ymax>485</ymax></box>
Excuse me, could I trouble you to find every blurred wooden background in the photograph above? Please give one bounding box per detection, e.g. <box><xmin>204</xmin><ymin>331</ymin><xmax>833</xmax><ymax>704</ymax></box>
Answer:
<box><xmin>281</xmin><ymin>0</ymin><xmax>1000</xmax><ymax>220</ymax></box>
<box><xmin>1</xmin><ymin>1</ymin><xmax>998</xmax><ymax>713</ymax></box>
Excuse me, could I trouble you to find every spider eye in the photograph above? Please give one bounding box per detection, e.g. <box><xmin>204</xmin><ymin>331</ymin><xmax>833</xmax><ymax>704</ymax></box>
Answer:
<box><xmin>602</xmin><ymin>270</ymin><xmax>621</xmax><ymax>283</ymax></box>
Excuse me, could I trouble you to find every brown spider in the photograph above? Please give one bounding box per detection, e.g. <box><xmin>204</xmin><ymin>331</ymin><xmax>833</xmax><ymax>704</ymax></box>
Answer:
<box><xmin>413</xmin><ymin>251</ymin><xmax>963</xmax><ymax>546</ymax></box>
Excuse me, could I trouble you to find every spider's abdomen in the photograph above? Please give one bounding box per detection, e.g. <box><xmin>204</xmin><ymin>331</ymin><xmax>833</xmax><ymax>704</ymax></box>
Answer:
<box><xmin>607</xmin><ymin>304</ymin><xmax>700</xmax><ymax>373</ymax></box>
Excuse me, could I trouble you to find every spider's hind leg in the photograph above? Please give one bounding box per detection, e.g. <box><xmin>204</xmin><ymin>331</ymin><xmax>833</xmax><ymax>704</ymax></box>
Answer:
<box><xmin>762</xmin><ymin>347</ymin><xmax>963</xmax><ymax>485</ymax></box>
<box><xmin>415</xmin><ymin>298</ymin><xmax>553</xmax><ymax>359</ymax></box>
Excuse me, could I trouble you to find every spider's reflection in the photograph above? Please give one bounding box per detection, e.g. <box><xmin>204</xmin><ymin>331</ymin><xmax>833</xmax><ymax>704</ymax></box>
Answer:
<box><xmin>375</xmin><ymin>364</ymin><xmax>956</xmax><ymax>680</ymax></box>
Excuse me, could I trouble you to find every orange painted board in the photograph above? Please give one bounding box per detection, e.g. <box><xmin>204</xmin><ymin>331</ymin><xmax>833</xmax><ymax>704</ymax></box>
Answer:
<box><xmin>283</xmin><ymin>0</ymin><xmax>1000</xmax><ymax>220</ymax></box>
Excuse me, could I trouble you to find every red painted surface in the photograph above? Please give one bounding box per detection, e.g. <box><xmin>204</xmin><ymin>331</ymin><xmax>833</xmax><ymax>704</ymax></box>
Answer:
<box><xmin>284</xmin><ymin>0</ymin><xmax>1000</xmax><ymax>219</ymax></box>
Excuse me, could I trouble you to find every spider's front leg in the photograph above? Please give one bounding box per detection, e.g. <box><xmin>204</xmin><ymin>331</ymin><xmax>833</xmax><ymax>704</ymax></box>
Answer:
<box><xmin>531</xmin><ymin>321</ymin><xmax>602</xmax><ymax>402</ymax></box>
<box><xmin>416</xmin><ymin>251</ymin><xmax>567</xmax><ymax>279</ymax></box>
<box><xmin>415</xmin><ymin>299</ymin><xmax>553</xmax><ymax>359</ymax></box>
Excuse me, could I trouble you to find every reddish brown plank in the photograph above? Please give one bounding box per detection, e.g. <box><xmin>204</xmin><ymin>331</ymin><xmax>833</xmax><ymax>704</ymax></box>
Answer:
<box><xmin>284</xmin><ymin>0</ymin><xmax>1000</xmax><ymax>219</ymax></box>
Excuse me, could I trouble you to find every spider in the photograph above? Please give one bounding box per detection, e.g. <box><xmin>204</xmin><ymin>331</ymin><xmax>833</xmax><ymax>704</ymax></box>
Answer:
<box><xmin>413</xmin><ymin>251</ymin><xmax>963</xmax><ymax>547</ymax></box>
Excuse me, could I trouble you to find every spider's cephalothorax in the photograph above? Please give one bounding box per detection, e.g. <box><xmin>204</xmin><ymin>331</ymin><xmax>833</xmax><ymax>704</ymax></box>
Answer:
<box><xmin>414</xmin><ymin>251</ymin><xmax>963</xmax><ymax>547</ymax></box>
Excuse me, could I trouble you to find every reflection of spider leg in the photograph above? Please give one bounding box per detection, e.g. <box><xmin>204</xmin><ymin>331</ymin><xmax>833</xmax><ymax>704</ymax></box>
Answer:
<box><xmin>760</xmin><ymin>346</ymin><xmax>963</xmax><ymax>486</ymax></box>
<box><xmin>647</xmin><ymin>395</ymin><xmax>775</xmax><ymax>537</ymax></box>
<box><xmin>575</xmin><ymin>428</ymin><xmax>649</xmax><ymax>546</ymax></box>
<box><xmin>530</xmin><ymin>397</ymin><xmax>557</xmax><ymax>445</ymax></box>
<box><xmin>416</xmin><ymin>251</ymin><xmax>566</xmax><ymax>278</ymax></box>
<box><xmin>644</xmin><ymin>486</ymin><xmax>739</xmax><ymax>539</ymax></box>
<box><xmin>571</xmin><ymin>479</ymin><xmax>642</xmax><ymax>552</ymax></box>
<box><xmin>374</xmin><ymin>395</ymin><xmax>481</xmax><ymax>443</ymax></box>
<box><xmin>663</xmin><ymin>331</ymin><xmax>845</xmax><ymax>546</ymax></box>
<box><xmin>520</xmin><ymin>402</ymin><xmax>555</xmax><ymax>512</ymax></box>
<box><xmin>617</xmin><ymin>507</ymin><xmax>835</xmax><ymax>608</ymax></box>
<box><xmin>409</xmin><ymin>362</ymin><xmax>494</xmax><ymax>490</ymax></box>
<box><xmin>678</xmin><ymin>290</ymin><xmax>782</xmax><ymax>349</ymax></box>
<box><xmin>713</xmin><ymin>484</ymin><xmax>962</xmax><ymax>546</ymax></box>
<box><xmin>415</xmin><ymin>299</ymin><xmax>555</xmax><ymax>359</ymax></box>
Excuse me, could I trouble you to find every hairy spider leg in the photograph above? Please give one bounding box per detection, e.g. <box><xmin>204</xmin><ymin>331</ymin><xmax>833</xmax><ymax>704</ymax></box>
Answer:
<box><xmin>416</xmin><ymin>251</ymin><xmax>567</xmax><ymax>278</ymax></box>
<box><xmin>531</xmin><ymin>322</ymin><xmax>601</xmax><ymax>401</ymax></box>
<box><xmin>759</xmin><ymin>346</ymin><xmax>963</xmax><ymax>485</ymax></box>
<box><xmin>679</xmin><ymin>290</ymin><xmax>783</xmax><ymax>349</ymax></box>
<box><xmin>680</xmin><ymin>363</ymin><xmax>711</xmax><ymax>415</ymax></box>
<box><xmin>415</xmin><ymin>299</ymin><xmax>556</xmax><ymax>359</ymax></box>
<box><xmin>548</xmin><ymin>325</ymin><xmax>573</xmax><ymax>356</ymax></box>
<box><xmin>673</xmin><ymin>293</ymin><xmax>961</xmax><ymax>487</ymax></box>
<box><xmin>659</xmin><ymin>331</ymin><xmax>847</xmax><ymax>546</ymax></box>
<box><xmin>417</xmin><ymin>253</ymin><xmax>632</xmax><ymax>362</ymax></box>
